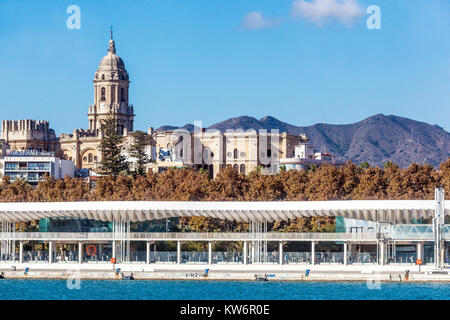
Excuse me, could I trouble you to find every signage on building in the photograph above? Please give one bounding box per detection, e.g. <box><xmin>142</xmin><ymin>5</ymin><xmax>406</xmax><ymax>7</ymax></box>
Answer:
<box><xmin>5</xmin><ymin>150</ymin><xmax>55</xmax><ymax>157</ymax></box>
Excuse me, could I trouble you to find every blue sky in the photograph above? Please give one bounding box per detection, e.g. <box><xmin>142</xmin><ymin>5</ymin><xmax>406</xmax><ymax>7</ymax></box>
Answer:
<box><xmin>0</xmin><ymin>0</ymin><xmax>449</xmax><ymax>134</ymax></box>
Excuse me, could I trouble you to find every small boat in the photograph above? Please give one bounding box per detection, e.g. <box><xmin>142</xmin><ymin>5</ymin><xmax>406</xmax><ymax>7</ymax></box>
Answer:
<box><xmin>0</xmin><ymin>273</ymin><xmax>5</xmax><ymax>279</ymax></box>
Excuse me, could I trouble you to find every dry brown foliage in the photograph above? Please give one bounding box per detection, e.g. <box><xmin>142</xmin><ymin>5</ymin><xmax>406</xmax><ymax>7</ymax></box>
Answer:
<box><xmin>0</xmin><ymin>159</ymin><xmax>448</xmax><ymax>232</ymax></box>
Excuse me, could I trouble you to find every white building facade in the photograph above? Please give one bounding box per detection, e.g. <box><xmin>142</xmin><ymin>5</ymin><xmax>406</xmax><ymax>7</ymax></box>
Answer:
<box><xmin>279</xmin><ymin>138</ymin><xmax>345</xmax><ymax>171</ymax></box>
<box><xmin>0</xmin><ymin>150</ymin><xmax>75</xmax><ymax>184</ymax></box>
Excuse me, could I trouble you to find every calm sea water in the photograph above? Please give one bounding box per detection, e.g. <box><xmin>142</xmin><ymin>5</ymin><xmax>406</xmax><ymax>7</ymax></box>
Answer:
<box><xmin>0</xmin><ymin>280</ymin><xmax>449</xmax><ymax>300</ymax></box>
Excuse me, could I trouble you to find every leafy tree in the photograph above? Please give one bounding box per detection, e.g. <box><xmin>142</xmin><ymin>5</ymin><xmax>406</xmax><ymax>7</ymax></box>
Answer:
<box><xmin>154</xmin><ymin>168</ymin><xmax>210</xmax><ymax>201</ymax></box>
<box><xmin>0</xmin><ymin>176</ymin><xmax>32</xmax><ymax>202</ymax></box>
<box><xmin>341</xmin><ymin>162</ymin><xmax>359</xmax><ymax>199</ymax></box>
<box><xmin>305</xmin><ymin>164</ymin><xmax>345</xmax><ymax>200</ymax></box>
<box><xmin>130</xmin><ymin>171</ymin><xmax>158</xmax><ymax>200</ymax></box>
<box><xmin>280</xmin><ymin>169</ymin><xmax>308</xmax><ymax>200</ymax></box>
<box><xmin>352</xmin><ymin>166</ymin><xmax>387</xmax><ymax>200</ymax></box>
<box><xmin>246</xmin><ymin>171</ymin><xmax>284</xmax><ymax>200</ymax></box>
<box><xmin>440</xmin><ymin>158</ymin><xmax>450</xmax><ymax>199</ymax></box>
<box><xmin>128</xmin><ymin>130</ymin><xmax>152</xmax><ymax>177</ymax></box>
<box><xmin>209</xmin><ymin>165</ymin><xmax>248</xmax><ymax>200</ymax></box>
<box><xmin>97</xmin><ymin>113</ymin><xmax>127</xmax><ymax>177</ymax></box>
<box><xmin>359</xmin><ymin>161</ymin><xmax>370</xmax><ymax>170</ymax></box>
<box><xmin>383</xmin><ymin>161</ymin><xmax>393</xmax><ymax>169</ymax></box>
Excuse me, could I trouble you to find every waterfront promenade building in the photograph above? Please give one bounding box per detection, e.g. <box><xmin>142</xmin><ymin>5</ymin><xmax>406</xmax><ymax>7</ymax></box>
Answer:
<box><xmin>0</xmin><ymin>189</ymin><xmax>448</xmax><ymax>272</ymax></box>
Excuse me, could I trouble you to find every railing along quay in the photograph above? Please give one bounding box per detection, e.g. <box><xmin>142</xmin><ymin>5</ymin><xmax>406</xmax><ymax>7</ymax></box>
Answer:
<box><xmin>0</xmin><ymin>232</ymin><xmax>378</xmax><ymax>242</ymax></box>
<box><xmin>1</xmin><ymin>225</ymin><xmax>448</xmax><ymax>242</ymax></box>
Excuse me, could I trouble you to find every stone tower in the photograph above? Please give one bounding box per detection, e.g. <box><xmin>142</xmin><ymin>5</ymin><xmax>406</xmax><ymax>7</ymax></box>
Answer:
<box><xmin>0</xmin><ymin>120</ymin><xmax>58</xmax><ymax>152</ymax></box>
<box><xmin>88</xmin><ymin>33</ymin><xmax>134</xmax><ymax>136</ymax></box>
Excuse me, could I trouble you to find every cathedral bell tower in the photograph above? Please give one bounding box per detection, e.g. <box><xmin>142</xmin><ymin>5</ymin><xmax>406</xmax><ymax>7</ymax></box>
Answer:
<box><xmin>88</xmin><ymin>31</ymin><xmax>135</xmax><ymax>136</ymax></box>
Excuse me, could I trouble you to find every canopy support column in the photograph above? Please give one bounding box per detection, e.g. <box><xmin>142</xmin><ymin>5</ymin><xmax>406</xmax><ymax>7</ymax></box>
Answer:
<box><xmin>78</xmin><ymin>242</ymin><xmax>83</xmax><ymax>264</ymax></box>
<box><xmin>19</xmin><ymin>241</ymin><xmax>23</xmax><ymax>264</ymax></box>
<box><xmin>48</xmin><ymin>241</ymin><xmax>53</xmax><ymax>264</ymax></box>
<box><xmin>208</xmin><ymin>242</ymin><xmax>212</xmax><ymax>265</ymax></box>
<box><xmin>434</xmin><ymin>187</ymin><xmax>445</xmax><ymax>269</ymax></box>
<box><xmin>343</xmin><ymin>242</ymin><xmax>348</xmax><ymax>266</ymax></box>
<box><xmin>279</xmin><ymin>241</ymin><xmax>283</xmax><ymax>265</ymax></box>
<box><xmin>417</xmin><ymin>242</ymin><xmax>423</xmax><ymax>261</ymax></box>
<box><xmin>146</xmin><ymin>241</ymin><xmax>150</xmax><ymax>264</ymax></box>
<box><xmin>311</xmin><ymin>241</ymin><xmax>316</xmax><ymax>265</ymax></box>
<box><xmin>249</xmin><ymin>219</ymin><xmax>267</xmax><ymax>264</ymax></box>
<box><xmin>112</xmin><ymin>240</ymin><xmax>116</xmax><ymax>262</ymax></box>
<box><xmin>243</xmin><ymin>241</ymin><xmax>248</xmax><ymax>265</ymax></box>
<box><xmin>177</xmin><ymin>241</ymin><xmax>181</xmax><ymax>265</ymax></box>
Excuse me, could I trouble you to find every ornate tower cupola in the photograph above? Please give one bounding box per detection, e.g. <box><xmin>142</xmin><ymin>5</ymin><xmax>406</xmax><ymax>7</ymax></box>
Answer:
<box><xmin>88</xmin><ymin>31</ymin><xmax>135</xmax><ymax>135</ymax></box>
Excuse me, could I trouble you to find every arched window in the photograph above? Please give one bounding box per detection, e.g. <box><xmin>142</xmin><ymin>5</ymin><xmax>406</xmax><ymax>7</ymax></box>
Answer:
<box><xmin>83</xmin><ymin>156</ymin><xmax>87</xmax><ymax>162</ymax></box>
<box><xmin>94</xmin><ymin>156</ymin><xmax>98</xmax><ymax>162</ymax></box>
<box><xmin>101</xmin><ymin>74</ymin><xmax>105</xmax><ymax>80</ymax></box>
<box><xmin>240</xmin><ymin>164</ymin><xmax>245</xmax><ymax>174</ymax></box>
<box><xmin>101</xmin><ymin>87</ymin><xmax>106</xmax><ymax>101</ymax></box>
<box><xmin>233</xmin><ymin>149</ymin><xmax>238</xmax><ymax>159</ymax></box>
<box><xmin>179</xmin><ymin>148</ymin><xmax>183</xmax><ymax>158</ymax></box>
<box><xmin>267</xmin><ymin>149</ymin><xmax>272</xmax><ymax>157</ymax></box>
<box><xmin>233</xmin><ymin>164</ymin><xmax>239</xmax><ymax>172</ymax></box>
<box><xmin>88</xmin><ymin>153</ymin><xmax>93</xmax><ymax>163</ymax></box>
<box><xmin>121</xmin><ymin>87</ymin><xmax>126</xmax><ymax>102</ymax></box>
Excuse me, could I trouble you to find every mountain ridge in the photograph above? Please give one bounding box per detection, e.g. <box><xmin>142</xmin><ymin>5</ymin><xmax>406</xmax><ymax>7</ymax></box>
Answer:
<box><xmin>156</xmin><ymin>114</ymin><xmax>450</xmax><ymax>167</ymax></box>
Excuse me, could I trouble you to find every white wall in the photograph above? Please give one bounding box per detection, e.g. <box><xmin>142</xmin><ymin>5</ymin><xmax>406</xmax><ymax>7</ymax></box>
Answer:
<box><xmin>54</xmin><ymin>159</ymin><xmax>75</xmax><ymax>179</ymax></box>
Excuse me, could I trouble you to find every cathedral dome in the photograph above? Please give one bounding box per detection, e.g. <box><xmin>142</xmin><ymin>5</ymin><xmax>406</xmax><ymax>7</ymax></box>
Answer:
<box><xmin>98</xmin><ymin>39</ymin><xmax>125</xmax><ymax>71</ymax></box>
<box><xmin>95</xmin><ymin>37</ymin><xmax>129</xmax><ymax>81</ymax></box>
<box><xmin>98</xmin><ymin>53</ymin><xmax>125</xmax><ymax>71</ymax></box>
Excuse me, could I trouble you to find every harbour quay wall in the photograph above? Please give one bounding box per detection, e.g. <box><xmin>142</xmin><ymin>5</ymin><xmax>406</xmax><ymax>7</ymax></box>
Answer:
<box><xmin>1</xmin><ymin>263</ymin><xmax>450</xmax><ymax>282</ymax></box>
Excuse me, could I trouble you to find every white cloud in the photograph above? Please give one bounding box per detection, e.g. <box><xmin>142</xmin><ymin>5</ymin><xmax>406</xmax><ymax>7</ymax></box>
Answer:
<box><xmin>291</xmin><ymin>0</ymin><xmax>364</xmax><ymax>26</ymax></box>
<box><xmin>242</xmin><ymin>11</ymin><xmax>282</xmax><ymax>30</ymax></box>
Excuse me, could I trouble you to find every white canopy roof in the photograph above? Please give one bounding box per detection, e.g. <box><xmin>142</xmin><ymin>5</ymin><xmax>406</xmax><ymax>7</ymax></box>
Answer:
<box><xmin>0</xmin><ymin>200</ymin><xmax>447</xmax><ymax>223</ymax></box>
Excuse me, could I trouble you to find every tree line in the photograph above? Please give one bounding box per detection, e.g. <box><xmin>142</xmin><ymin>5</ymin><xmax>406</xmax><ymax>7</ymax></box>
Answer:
<box><xmin>1</xmin><ymin>158</ymin><xmax>449</xmax><ymax>233</ymax></box>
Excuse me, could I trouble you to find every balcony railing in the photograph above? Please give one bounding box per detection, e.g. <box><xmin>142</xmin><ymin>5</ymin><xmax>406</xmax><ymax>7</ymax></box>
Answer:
<box><xmin>0</xmin><ymin>232</ymin><xmax>378</xmax><ymax>241</ymax></box>
<box><xmin>7</xmin><ymin>177</ymin><xmax>46</xmax><ymax>182</ymax></box>
<box><xmin>1</xmin><ymin>225</ymin><xmax>448</xmax><ymax>242</ymax></box>
<box><xmin>4</xmin><ymin>167</ymin><xmax>50</xmax><ymax>171</ymax></box>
